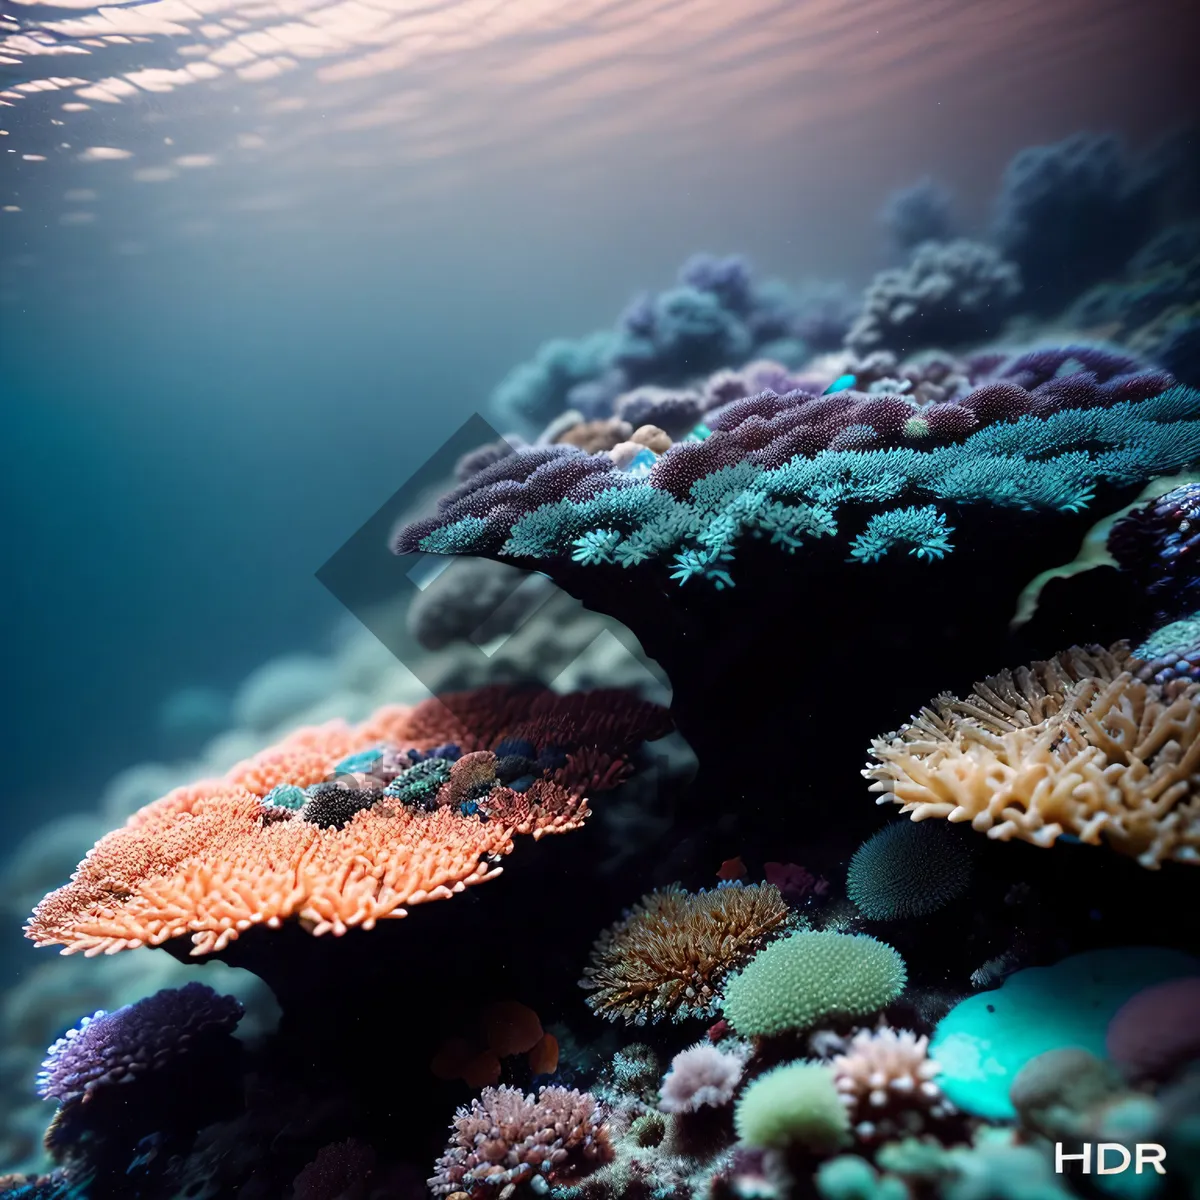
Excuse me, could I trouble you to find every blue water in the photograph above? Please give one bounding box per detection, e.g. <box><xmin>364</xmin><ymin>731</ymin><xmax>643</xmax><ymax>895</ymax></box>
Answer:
<box><xmin>1</xmin><ymin>0</ymin><xmax>1198</xmax><ymax>1188</ymax></box>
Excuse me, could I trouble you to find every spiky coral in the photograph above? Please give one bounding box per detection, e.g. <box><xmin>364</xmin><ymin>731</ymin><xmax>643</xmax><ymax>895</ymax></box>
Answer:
<box><xmin>579</xmin><ymin>884</ymin><xmax>791</xmax><ymax>1026</ymax></box>
<box><xmin>37</xmin><ymin>983</ymin><xmax>243</xmax><ymax>1105</ymax></box>
<box><xmin>427</xmin><ymin>1085</ymin><xmax>610</xmax><ymax>1196</ymax></box>
<box><xmin>864</xmin><ymin>643</ymin><xmax>1200</xmax><ymax>868</ymax></box>
<box><xmin>27</xmin><ymin>687</ymin><xmax>670</xmax><ymax>957</ymax></box>
<box><xmin>831</xmin><ymin>1027</ymin><xmax>954</xmax><ymax>1141</ymax></box>
<box><xmin>658</xmin><ymin>1043</ymin><xmax>747</xmax><ymax>1114</ymax></box>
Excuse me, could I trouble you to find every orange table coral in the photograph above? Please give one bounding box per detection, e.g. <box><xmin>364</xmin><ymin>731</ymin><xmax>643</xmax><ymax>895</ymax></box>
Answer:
<box><xmin>28</xmin><ymin>687</ymin><xmax>671</xmax><ymax>958</ymax></box>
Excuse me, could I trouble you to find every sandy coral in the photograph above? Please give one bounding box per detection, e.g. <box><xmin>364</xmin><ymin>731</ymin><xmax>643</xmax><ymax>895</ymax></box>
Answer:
<box><xmin>831</xmin><ymin>1027</ymin><xmax>953</xmax><ymax>1140</ymax></box>
<box><xmin>579</xmin><ymin>884</ymin><xmax>791</xmax><ymax>1025</ymax></box>
<box><xmin>863</xmin><ymin>642</ymin><xmax>1200</xmax><ymax>868</ymax></box>
<box><xmin>428</xmin><ymin>1085</ymin><xmax>610</xmax><ymax>1196</ymax></box>
<box><xmin>27</xmin><ymin>687</ymin><xmax>669</xmax><ymax>957</ymax></box>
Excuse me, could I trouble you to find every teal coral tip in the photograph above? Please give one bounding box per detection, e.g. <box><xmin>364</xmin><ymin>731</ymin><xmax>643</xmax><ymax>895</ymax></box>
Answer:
<box><xmin>571</xmin><ymin>528</ymin><xmax>621</xmax><ymax>565</ymax></box>
<box><xmin>262</xmin><ymin>784</ymin><xmax>307</xmax><ymax>811</ymax></box>
<box><xmin>333</xmin><ymin>746</ymin><xmax>386</xmax><ymax>775</ymax></box>
<box><xmin>848</xmin><ymin>505</ymin><xmax>955</xmax><ymax>563</ymax></box>
<box><xmin>930</xmin><ymin>946</ymin><xmax>1200</xmax><ymax>1119</ymax></box>
<box><xmin>669</xmin><ymin>547</ymin><xmax>735</xmax><ymax>589</ymax></box>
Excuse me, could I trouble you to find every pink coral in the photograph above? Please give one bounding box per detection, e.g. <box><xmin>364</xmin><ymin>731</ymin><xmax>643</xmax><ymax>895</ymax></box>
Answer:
<box><xmin>658</xmin><ymin>1043</ymin><xmax>746</xmax><ymax>1114</ymax></box>
<box><xmin>428</xmin><ymin>1085</ymin><xmax>610</xmax><ymax>1196</ymax></box>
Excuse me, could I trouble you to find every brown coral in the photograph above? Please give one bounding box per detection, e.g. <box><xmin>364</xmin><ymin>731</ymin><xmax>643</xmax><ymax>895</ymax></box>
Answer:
<box><xmin>863</xmin><ymin>643</ymin><xmax>1200</xmax><ymax>868</ymax></box>
<box><xmin>831</xmin><ymin>1027</ymin><xmax>953</xmax><ymax>1140</ymax></box>
<box><xmin>28</xmin><ymin>687</ymin><xmax>670</xmax><ymax>957</ymax></box>
<box><xmin>428</xmin><ymin>1085</ymin><xmax>610</xmax><ymax>1197</ymax></box>
<box><xmin>579</xmin><ymin>884</ymin><xmax>791</xmax><ymax>1025</ymax></box>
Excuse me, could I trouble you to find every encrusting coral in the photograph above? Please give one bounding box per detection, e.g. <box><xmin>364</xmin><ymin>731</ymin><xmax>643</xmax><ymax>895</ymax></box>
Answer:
<box><xmin>579</xmin><ymin>883</ymin><xmax>792</xmax><ymax>1026</ymax></box>
<box><xmin>26</xmin><ymin>685</ymin><xmax>671</xmax><ymax>957</ymax></box>
<box><xmin>864</xmin><ymin>642</ymin><xmax>1200</xmax><ymax>868</ymax></box>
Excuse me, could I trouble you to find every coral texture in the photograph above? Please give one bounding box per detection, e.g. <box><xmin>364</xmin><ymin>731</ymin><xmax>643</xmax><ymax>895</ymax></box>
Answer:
<box><xmin>831</xmin><ymin>1027</ymin><xmax>953</xmax><ymax>1139</ymax></box>
<box><xmin>734</xmin><ymin>1062</ymin><xmax>850</xmax><ymax>1152</ymax></box>
<box><xmin>658</xmin><ymin>1042</ymin><xmax>746</xmax><ymax>1113</ymax></box>
<box><xmin>27</xmin><ymin>687</ymin><xmax>670</xmax><ymax>956</ymax></box>
<box><xmin>427</xmin><ymin>1085</ymin><xmax>609</xmax><ymax>1196</ymax></box>
<box><xmin>1108</xmin><ymin>481</ymin><xmax>1200</xmax><ymax>621</ymax></box>
<box><xmin>845</xmin><ymin>822</ymin><xmax>974</xmax><ymax>920</ymax></box>
<box><xmin>37</xmin><ymin>982</ymin><xmax>243</xmax><ymax>1105</ymax></box>
<box><xmin>397</xmin><ymin>374</ymin><xmax>1200</xmax><ymax>588</ymax></box>
<box><xmin>579</xmin><ymin>883</ymin><xmax>791</xmax><ymax>1025</ymax></box>
<box><xmin>722</xmin><ymin>931</ymin><xmax>907</xmax><ymax>1037</ymax></box>
<box><xmin>845</xmin><ymin>240</ymin><xmax>1020</xmax><ymax>356</ymax></box>
<box><xmin>864</xmin><ymin>642</ymin><xmax>1200</xmax><ymax>868</ymax></box>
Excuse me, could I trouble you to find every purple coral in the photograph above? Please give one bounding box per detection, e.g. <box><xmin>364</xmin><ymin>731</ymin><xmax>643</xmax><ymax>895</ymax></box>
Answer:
<box><xmin>1108</xmin><ymin>483</ymin><xmax>1200</xmax><ymax>621</ymax></box>
<box><xmin>37</xmin><ymin>983</ymin><xmax>244</xmax><ymax>1105</ymax></box>
<box><xmin>845</xmin><ymin>240</ymin><xmax>1021</xmax><ymax>356</ymax></box>
<box><xmin>428</xmin><ymin>1085</ymin><xmax>610</xmax><ymax>1195</ymax></box>
<box><xmin>659</xmin><ymin>1043</ymin><xmax>746</xmax><ymax>1114</ymax></box>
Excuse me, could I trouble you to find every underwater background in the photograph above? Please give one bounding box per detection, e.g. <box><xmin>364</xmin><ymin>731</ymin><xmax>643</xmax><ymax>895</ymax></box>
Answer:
<box><xmin>2</xmin><ymin>0</ymin><xmax>1200</xmax><ymax>1194</ymax></box>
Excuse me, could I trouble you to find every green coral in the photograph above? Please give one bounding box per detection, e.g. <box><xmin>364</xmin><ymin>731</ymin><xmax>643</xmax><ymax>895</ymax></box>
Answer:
<box><xmin>846</xmin><ymin>821</ymin><xmax>974</xmax><ymax>920</ymax></box>
<box><xmin>721</xmin><ymin>931</ymin><xmax>906</xmax><ymax>1036</ymax></box>
<box><xmin>734</xmin><ymin>1062</ymin><xmax>850</xmax><ymax>1151</ymax></box>
<box><xmin>382</xmin><ymin>758</ymin><xmax>454</xmax><ymax>810</ymax></box>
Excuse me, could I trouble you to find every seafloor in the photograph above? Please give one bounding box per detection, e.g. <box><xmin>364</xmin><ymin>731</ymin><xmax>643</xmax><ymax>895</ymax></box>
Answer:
<box><xmin>3</xmin><ymin>127</ymin><xmax>1200</xmax><ymax>1200</ymax></box>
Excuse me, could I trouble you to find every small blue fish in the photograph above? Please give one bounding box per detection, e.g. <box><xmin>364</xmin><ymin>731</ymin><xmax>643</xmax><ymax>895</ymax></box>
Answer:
<box><xmin>823</xmin><ymin>373</ymin><xmax>857</xmax><ymax>394</ymax></box>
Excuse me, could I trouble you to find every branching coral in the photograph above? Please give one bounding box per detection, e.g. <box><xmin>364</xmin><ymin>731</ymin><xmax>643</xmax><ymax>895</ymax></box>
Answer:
<box><xmin>863</xmin><ymin>643</ymin><xmax>1200</xmax><ymax>868</ymax></box>
<box><xmin>427</xmin><ymin>1085</ymin><xmax>610</xmax><ymax>1196</ymax></box>
<box><xmin>831</xmin><ymin>1027</ymin><xmax>954</xmax><ymax>1140</ymax></box>
<box><xmin>37</xmin><ymin>983</ymin><xmax>243</xmax><ymax>1105</ymax></box>
<box><xmin>579</xmin><ymin>883</ymin><xmax>791</xmax><ymax>1026</ymax></box>
<box><xmin>26</xmin><ymin>687</ymin><xmax>670</xmax><ymax>956</ymax></box>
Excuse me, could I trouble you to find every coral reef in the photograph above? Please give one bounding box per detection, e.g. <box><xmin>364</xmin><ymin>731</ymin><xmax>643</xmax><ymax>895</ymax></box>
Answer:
<box><xmin>580</xmin><ymin>884</ymin><xmax>791</xmax><ymax>1025</ymax></box>
<box><xmin>880</xmin><ymin>179</ymin><xmax>955</xmax><ymax>257</ymax></box>
<box><xmin>864</xmin><ymin>642</ymin><xmax>1200</xmax><ymax>868</ymax></box>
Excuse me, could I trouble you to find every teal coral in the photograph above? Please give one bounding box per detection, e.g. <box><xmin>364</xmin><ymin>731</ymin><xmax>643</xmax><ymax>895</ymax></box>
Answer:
<box><xmin>846</xmin><ymin>822</ymin><xmax>974</xmax><ymax>920</ymax></box>
<box><xmin>262</xmin><ymin>784</ymin><xmax>307</xmax><ymax>811</ymax></box>
<box><xmin>930</xmin><ymin>947</ymin><xmax>1200</xmax><ymax>1119</ymax></box>
<box><xmin>722</xmin><ymin>931</ymin><xmax>907</xmax><ymax>1036</ymax></box>
<box><xmin>441</xmin><ymin>384</ymin><xmax>1200</xmax><ymax>588</ymax></box>
<box><xmin>848</xmin><ymin>505</ymin><xmax>955</xmax><ymax>563</ymax></box>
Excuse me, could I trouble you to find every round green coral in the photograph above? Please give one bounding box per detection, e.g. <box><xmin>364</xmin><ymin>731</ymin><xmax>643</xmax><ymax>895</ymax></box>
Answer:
<box><xmin>735</xmin><ymin>1062</ymin><xmax>850</xmax><ymax>1151</ymax></box>
<box><xmin>722</xmin><ymin>931</ymin><xmax>906</xmax><ymax>1036</ymax></box>
<box><xmin>846</xmin><ymin>821</ymin><xmax>974</xmax><ymax>921</ymax></box>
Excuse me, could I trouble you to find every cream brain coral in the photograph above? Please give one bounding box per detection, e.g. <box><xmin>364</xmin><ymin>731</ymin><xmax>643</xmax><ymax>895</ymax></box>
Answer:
<box><xmin>864</xmin><ymin>643</ymin><xmax>1200</xmax><ymax>868</ymax></box>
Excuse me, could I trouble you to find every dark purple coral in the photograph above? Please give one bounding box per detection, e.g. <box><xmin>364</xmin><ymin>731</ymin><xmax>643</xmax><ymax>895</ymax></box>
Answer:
<box><xmin>37</xmin><ymin>983</ymin><xmax>244</xmax><ymax>1105</ymax></box>
<box><xmin>1108</xmin><ymin>483</ymin><xmax>1200</xmax><ymax>622</ymax></box>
